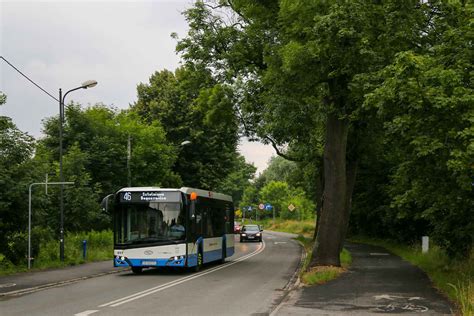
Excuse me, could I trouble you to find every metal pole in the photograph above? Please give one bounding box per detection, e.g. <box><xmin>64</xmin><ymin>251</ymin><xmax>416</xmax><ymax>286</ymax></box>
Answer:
<box><xmin>59</xmin><ymin>88</ymin><xmax>65</xmax><ymax>262</ymax></box>
<box><xmin>28</xmin><ymin>184</ymin><xmax>33</xmax><ymax>269</ymax></box>
<box><xmin>273</xmin><ymin>207</ymin><xmax>275</xmax><ymax>225</ymax></box>
<box><xmin>127</xmin><ymin>134</ymin><xmax>131</xmax><ymax>187</ymax></box>
<box><xmin>58</xmin><ymin>85</ymin><xmax>88</xmax><ymax>262</ymax></box>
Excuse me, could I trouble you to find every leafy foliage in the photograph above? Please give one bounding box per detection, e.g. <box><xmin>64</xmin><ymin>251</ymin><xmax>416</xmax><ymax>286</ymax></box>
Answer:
<box><xmin>0</xmin><ymin>93</ymin><xmax>41</xmax><ymax>263</ymax></box>
<box><xmin>351</xmin><ymin>2</ymin><xmax>473</xmax><ymax>257</ymax></box>
<box><xmin>132</xmin><ymin>66</ymin><xmax>241</xmax><ymax>190</ymax></box>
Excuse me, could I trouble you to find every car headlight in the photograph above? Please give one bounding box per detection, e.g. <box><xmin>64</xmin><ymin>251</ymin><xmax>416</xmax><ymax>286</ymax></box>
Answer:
<box><xmin>241</xmin><ymin>233</ymin><xmax>246</xmax><ymax>236</ymax></box>
<box><xmin>256</xmin><ymin>233</ymin><xmax>261</xmax><ymax>236</ymax></box>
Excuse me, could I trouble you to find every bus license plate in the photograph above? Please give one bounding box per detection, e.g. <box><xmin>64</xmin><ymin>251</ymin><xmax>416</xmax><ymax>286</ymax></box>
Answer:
<box><xmin>142</xmin><ymin>261</ymin><xmax>156</xmax><ymax>265</ymax></box>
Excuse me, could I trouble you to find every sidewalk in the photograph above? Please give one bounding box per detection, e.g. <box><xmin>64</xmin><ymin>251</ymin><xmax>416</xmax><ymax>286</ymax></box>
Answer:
<box><xmin>274</xmin><ymin>243</ymin><xmax>455</xmax><ymax>316</ymax></box>
<box><xmin>0</xmin><ymin>261</ymin><xmax>128</xmax><ymax>297</ymax></box>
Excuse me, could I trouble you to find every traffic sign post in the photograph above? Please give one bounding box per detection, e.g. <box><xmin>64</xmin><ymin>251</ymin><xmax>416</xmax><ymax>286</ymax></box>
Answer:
<box><xmin>264</xmin><ymin>203</ymin><xmax>274</xmax><ymax>224</ymax></box>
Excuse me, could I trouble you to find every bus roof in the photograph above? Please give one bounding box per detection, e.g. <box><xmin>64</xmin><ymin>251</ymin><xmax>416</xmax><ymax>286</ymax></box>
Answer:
<box><xmin>116</xmin><ymin>187</ymin><xmax>233</xmax><ymax>202</ymax></box>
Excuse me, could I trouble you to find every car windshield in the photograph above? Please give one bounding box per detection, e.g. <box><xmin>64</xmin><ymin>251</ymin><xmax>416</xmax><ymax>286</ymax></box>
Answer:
<box><xmin>242</xmin><ymin>226</ymin><xmax>259</xmax><ymax>232</ymax></box>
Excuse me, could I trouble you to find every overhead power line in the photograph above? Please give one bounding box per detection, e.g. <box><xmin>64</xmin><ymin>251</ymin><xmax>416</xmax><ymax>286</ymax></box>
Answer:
<box><xmin>0</xmin><ymin>56</ymin><xmax>59</xmax><ymax>102</ymax></box>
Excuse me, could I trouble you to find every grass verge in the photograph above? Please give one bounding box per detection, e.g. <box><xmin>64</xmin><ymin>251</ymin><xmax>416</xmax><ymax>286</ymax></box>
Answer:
<box><xmin>294</xmin><ymin>234</ymin><xmax>352</xmax><ymax>286</ymax></box>
<box><xmin>351</xmin><ymin>236</ymin><xmax>473</xmax><ymax>316</ymax></box>
<box><xmin>0</xmin><ymin>230</ymin><xmax>113</xmax><ymax>276</ymax></box>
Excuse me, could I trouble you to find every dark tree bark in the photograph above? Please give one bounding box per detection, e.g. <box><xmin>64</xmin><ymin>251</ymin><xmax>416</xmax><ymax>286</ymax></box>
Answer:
<box><xmin>310</xmin><ymin>113</ymin><xmax>348</xmax><ymax>267</ymax></box>
<box><xmin>339</xmin><ymin>159</ymin><xmax>358</xmax><ymax>253</ymax></box>
<box><xmin>313</xmin><ymin>160</ymin><xmax>324</xmax><ymax>241</ymax></box>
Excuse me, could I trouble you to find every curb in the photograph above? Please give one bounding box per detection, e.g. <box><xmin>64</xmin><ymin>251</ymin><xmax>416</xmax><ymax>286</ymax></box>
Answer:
<box><xmin>0</xmin><ymin>268</ymin><xmax>129</xmax><ymax>298</ymax></box>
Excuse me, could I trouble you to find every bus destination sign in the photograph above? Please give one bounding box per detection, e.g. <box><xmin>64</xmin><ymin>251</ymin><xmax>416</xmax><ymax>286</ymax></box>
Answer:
<box><xmin>119</xmin><ymin>191</ymin><xmax>181</xmax><ymax>203</ymax></box>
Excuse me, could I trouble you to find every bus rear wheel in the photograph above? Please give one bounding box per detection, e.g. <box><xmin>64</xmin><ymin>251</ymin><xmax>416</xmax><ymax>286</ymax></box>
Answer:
<box><xmin>131</xmin><ymin>267</ymin><xmax>143</xmax><ymax>274</ymax></box>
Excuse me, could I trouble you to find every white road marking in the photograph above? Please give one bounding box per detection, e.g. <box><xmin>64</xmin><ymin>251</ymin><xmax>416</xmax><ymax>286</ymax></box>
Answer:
<box><xmin>274</xmin><ymin>242</ymin><xmax>287</xmax><ymax>244</ymax></box>
<box><xmin>99</xmin><ymin>241</ymin><xmax>266</xmax><ymax>308</ymax></box>
<box><xmin>409</xmin><ymin>297</ymin><xmax>423</xmax><ymax>301</ymax></box>
<box><xmin>0</xmin><ymin>283</ymin><xmax>16</xmax><ymax>288</ymax></box>
<box><xmin>375</xmin><ymin>294</ymin><xmax>396</xmax><ymax>300</ymax></box>
<box><xmin>375</xmin><ymin>294</ymin><xmax>425</xmax><ymax>301</ymax></box>
<box><xmin>74</xmin><ymin>310</ymin><xmax>99</xmax><ymax>316</ymax></box>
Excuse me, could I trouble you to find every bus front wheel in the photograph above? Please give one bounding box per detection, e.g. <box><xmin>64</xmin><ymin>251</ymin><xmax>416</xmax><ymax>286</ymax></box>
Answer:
<box><xmin>131</xmin><ymin>267</ymin><xmax>143</xmax><ymax>274</ymax></box>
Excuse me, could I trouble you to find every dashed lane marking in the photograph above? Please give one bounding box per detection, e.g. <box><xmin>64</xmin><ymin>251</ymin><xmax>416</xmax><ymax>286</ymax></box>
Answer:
<box><xmin>74</xmin><ymin>310</ymin><xmax>99</xmax><ymax>316</ymax></box>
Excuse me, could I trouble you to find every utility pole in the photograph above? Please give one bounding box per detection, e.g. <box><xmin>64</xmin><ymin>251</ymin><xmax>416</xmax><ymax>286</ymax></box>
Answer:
<box><xmin>127</xmin><ymin>134</ymin><xmax>131</xmax><ymax>187</ymax></box>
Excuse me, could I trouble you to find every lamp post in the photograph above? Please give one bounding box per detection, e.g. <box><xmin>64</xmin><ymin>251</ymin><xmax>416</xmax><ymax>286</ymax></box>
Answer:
<box><xmin>59</xmin><ymin>80</ymin><xmax>97</xmax><ymax>262</ymax></box>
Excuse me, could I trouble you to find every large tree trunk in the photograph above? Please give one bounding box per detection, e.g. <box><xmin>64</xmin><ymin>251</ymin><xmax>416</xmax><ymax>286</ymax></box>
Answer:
<box><xmin>338</xmin><ymin>159</ymin><xmax>358</xmax><ymax>253</ymax></box>
<box><xmin>313</xmin><ymin>162</ymin><xmax>324</xmax><ymax>241</ymax></box>
<box><xmin>309</xmin><ymin>113</ymin><xmax>348</xmax><ymax>267</ymax></box>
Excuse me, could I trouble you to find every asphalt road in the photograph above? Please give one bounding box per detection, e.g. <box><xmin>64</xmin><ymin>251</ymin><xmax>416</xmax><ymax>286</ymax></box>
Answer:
<box><xmin>0</xmin><ymin>231</ymin><xmax>302</xmax><ymax>316</ymax></box>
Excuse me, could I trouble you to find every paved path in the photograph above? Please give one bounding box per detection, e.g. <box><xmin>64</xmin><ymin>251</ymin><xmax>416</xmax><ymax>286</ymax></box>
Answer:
<box><xmin>275</xmin><ymin>242</ymin><xmax>455</xmax><ymax>315</ymax></box>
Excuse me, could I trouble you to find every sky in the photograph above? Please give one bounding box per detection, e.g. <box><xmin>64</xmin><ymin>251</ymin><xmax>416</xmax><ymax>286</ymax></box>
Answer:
<box><xmin>0</xmin><ymin>0</ymin><xmax>274</xmax><ymax>174</ymax></box>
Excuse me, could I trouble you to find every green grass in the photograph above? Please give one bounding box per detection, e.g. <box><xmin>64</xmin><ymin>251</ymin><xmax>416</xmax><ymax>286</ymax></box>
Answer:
<box><xmin>301</xmin><ymin>243</ymin><xmax>352</xmax><ymax>285</ymax></box>
<box><xmin>0</xmin><ymin>230</ymin><xmax>113</xmax><ymax>276</ymax></box>
<box><xmin>294</xmin><ymin>234</ymin><xmax>352</xmax><ymax>286</ymax></box>
<box><xmin>351</xmin><ymin>236</ymin><xmax>473</xmax><ymax>316</ymax></box>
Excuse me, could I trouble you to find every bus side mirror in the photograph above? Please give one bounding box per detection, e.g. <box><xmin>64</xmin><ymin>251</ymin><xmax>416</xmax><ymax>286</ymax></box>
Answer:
<box><xmin>101</xmin><ymin>194</ymin><xmax>114</xmax><ymax>213</ymax></box>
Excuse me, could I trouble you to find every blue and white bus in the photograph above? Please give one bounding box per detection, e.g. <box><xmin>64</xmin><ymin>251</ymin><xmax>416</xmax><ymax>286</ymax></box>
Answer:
<box><xmin>107</xmin><ymin>187</ymin><xmax>234</xmax><ymax>273</ymax></box>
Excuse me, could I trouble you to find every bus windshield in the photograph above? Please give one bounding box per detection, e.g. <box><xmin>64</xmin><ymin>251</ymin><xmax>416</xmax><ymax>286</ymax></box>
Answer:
<box><xmin>115</xmin><ymin>201</ymin><xmax>185</xmax><ymax>245</ymax></box>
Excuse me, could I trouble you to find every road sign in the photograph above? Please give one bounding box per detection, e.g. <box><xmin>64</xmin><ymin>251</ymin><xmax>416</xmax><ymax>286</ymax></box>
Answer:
<box><xmin>247</xmin><ymin>206</ymin><xmax>252</xmax><ymax>211</ymax></box>
<box><xmin>288</xmin><ymin>203</ymin><xmax>295</xmax><ymax>212</ymax></box>
<box><xmin>265</xmin><ymin>203</ymin><xmax>273</xmax><ymax>211</ymax></box>
<box><xmin>258</xmin><ymin>203</ymin><xmax>264</xmax><ymax>210</ymax></box>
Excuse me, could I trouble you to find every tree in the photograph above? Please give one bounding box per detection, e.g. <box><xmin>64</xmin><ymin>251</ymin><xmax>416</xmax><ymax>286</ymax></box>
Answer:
<box><xmin>0</xmin><ymin>92</ymin><xmax>43</xmax><ymax>263</ymax></box>
<box><xmin>215</xmin><ymin>154</ymin><xmax>256</xmax><ymax>206</ymax></box>
<box><xmin>354</xmin><ymin>2</ymin><xmax>474</xmax><ymax>256</ymax></box>
<box><xmin>132</xmin><ymin>66</ymin><xmax>240</xmax><ymax>190</ymax></box>
<box><xmin>259</xmin><ymin>181</ymin><xmax>290</xmax><ymax>219</ymax></box>
<box><xmin>39</xmin><ymin>103</ymin><xmax>178</xmax><ymax>196</ymax></box>
<box><xmin>177</xmin><ymin>0</ymin><xmax>426</xmax><ymax>266</ymax></box>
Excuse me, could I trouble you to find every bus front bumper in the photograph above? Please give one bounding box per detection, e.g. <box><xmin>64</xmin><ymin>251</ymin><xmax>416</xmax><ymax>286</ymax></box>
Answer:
<box><xmin>114</xmin><ymin>256</ymin><xmax>186</xmax><ymax>268</ymax></box>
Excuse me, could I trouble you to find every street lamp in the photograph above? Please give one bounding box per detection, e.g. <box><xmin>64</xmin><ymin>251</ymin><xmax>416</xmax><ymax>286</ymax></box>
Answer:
<box><xmin>58</xmin><ymin>80</ymin><xmax>97</xmax><ymax>262</ymax></box>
